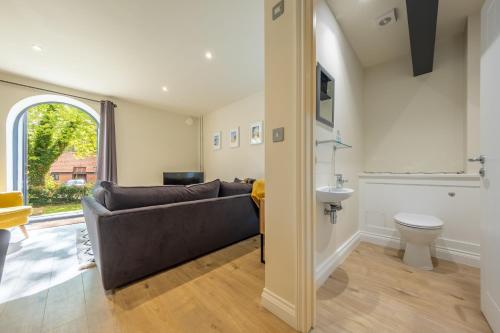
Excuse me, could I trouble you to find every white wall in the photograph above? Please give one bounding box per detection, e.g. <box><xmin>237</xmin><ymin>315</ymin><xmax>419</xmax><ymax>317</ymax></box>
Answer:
<box><xmin>0</xmin><ymin>71</ymin><xmax>200</xmax><ymax>190</ymax></box>
<box><xmin>114</xmin><ymin>100</ymin><xmax>200</xmax><ymax>186</ymax></box>
<box><xmin>359</xmin><ymin>174</ymin><xmax>481</xmax><ymax>267</ymax></box>
<box><xmin>466</xmin><ymin>13</ymin><xmax>481</xmax><ymax>173</ymax></box>
<box><xmin>314</xmin><ymin>0</ymin><xmax>364</xmax><ymax>284</ymax></box>
<box><xmin>363</xmin><ymin>35</ymin><xmax>467</xmax><ymax>173</ymax></box>
<box><xmin>202</xmin><ymin>92</ymin><xmax>264</xmax><ymax>181</ymax></box>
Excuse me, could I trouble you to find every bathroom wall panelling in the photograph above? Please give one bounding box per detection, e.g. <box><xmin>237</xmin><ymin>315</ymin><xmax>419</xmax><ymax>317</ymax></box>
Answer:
<box><xmin>358</xmin><ymin>174</ymin><xmax>481</xmax><ymax>267</ymax></box>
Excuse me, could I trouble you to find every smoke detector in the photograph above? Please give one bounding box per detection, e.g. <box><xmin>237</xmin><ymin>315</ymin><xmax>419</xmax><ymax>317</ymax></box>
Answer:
<box><xmin>376</xmin><ymin>9</ymin><xmax>398</xmax><ymax>27</ymax></box>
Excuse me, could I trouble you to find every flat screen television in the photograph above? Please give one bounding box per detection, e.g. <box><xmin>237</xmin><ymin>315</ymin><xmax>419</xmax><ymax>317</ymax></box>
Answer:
<box><xmin>163</xmin><ymin>172</ymin><xmax>204</xmax><ymax>186</ymax></box>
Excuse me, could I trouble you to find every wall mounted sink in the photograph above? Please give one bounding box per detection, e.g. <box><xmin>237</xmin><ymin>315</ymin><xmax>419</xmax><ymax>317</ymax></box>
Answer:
<box><xmin>316</xmin><ymin>186</ymin><xmax>354</xmax><ymax>203</ymax></box>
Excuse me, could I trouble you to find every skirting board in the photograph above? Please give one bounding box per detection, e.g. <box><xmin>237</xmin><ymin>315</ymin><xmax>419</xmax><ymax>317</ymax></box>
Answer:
<box><xmin>359</xmin><ymin>231</ymin><xmax>480</xmax><ymax>268</ymax></box>
<box><xmin>483</xmin><ymin>290</ymin><xmax>500</xmax><ymax>331</ymax></box>
<box><xmin>261</xmin><ymin>288</ymin><xmax>297</xmax><ymax>329</ymax></box>
<box><xmin>315</xmin><ymin>231</ymin><xmax>361</xmax><ymax>289</ymax></box>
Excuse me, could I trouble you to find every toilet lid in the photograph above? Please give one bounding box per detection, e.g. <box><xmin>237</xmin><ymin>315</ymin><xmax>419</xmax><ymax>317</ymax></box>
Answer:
<box><xmin>394</xmin><ymin>213</ymin><xmax>444</xmax><ymax>230</ymax></box>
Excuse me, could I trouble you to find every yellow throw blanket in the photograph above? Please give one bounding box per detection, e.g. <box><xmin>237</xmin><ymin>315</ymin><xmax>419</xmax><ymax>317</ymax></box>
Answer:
<box><xmin>251</xmin><ymin>179</ymin><xmax>265</xmax><ymax>207</ymax></box>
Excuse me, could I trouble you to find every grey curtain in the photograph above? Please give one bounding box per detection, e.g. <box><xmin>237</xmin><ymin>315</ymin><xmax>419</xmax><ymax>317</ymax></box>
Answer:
<box><xmin>97</xmin><ymin>100</ymin><xmax>117</xmax><ymax>183</ymax></box>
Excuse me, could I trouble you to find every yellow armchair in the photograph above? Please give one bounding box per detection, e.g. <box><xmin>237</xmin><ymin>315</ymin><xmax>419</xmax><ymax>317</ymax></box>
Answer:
<box><xmin>0</xmin><ymin>192</ymin><xmax>32</xmax><ymax>238</ymax></box>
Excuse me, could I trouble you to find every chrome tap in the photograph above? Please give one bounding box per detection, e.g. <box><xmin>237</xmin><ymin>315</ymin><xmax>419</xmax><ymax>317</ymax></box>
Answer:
<box><xmin>335</xmin><ymin>174</ymin><xmax>348</xmax><ymax>188</ymax></box>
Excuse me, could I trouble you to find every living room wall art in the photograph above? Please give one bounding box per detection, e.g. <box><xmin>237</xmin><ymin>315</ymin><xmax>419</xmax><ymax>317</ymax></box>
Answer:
<box><xmin>250</xmin><ymin>121</ymin><xmax>263</xmax><ymax>145</ymax></box>
<box><xmin>212</xmin><ymin>131</ymin><xmax>221</xmax><ymax>150</ymax></box>
<box><xmin>229</xmin><ymin>127</ymin><xmax>240</xmax><ymax>148</ymax></box>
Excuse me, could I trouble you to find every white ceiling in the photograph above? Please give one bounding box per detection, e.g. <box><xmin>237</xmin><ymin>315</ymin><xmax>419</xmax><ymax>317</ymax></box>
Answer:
<box><xmin>0</xmin><ymin>0</ymin><xmax>264</xmax><ymax>115</ymax></box>
<box><xmin>326</xmin><ymin>0</ymin><xmax>484</xmax><ymax>67</ymax></box>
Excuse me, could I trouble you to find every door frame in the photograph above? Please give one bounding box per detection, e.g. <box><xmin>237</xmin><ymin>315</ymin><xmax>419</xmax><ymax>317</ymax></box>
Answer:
<box><xmin>262</xmin><ymin>0</ymin><xmax>316</xmax><ymax>331</ymax></box>
<box><xmin>6</xmin><ymin>94</ymin><xmax>99</xmax><ymax>199</ymax></box>
<box><xmin>296</xmin><ymin>0</ymin><xmax>317</xmax><ymax>331</ymax></box>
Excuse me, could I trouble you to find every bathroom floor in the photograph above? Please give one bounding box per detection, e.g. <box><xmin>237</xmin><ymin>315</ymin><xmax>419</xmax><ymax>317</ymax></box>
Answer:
<box><xmin>316</xmin><ymin>242</ymin><xmax>491</xmax><ymax>333</ymax></box>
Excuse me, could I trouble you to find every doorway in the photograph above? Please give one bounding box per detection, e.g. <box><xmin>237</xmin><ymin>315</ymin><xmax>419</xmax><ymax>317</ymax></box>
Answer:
<box><xmin>6</xmin><ymin>95</ymin><xmax>99</xmax><ymax>219</ymax></box>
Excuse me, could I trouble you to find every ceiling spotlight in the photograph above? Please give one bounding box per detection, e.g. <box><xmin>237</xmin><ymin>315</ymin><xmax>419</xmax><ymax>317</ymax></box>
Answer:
<box><xmin>32</xmin><ymin>44</ymin><xmax>43</xmax><ymax>52</ymax></box>
<box><xmin>205</xmin><ymin>51</ymin><xmax>213</xmax><ymax>60</ymax></box>
<box><xmin>161</xmin><ymin>86</ymin><xmax>168</xmax><ymax>92</ymax></box>
<box><xmin>376</xmin><ymin>9</ymin><xmax>397</xmax><ymax>27</ymax></box>
<box><xmin>379</xmin><ymin>17</ymin><xmax>392</xmax><ymax>26</ymax></box>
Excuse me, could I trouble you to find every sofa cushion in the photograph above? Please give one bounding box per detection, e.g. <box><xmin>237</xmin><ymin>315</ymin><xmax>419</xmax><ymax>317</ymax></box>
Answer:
<box><xmin>100</xmin><ymin>180</ymin><xmax>221</xmax><ymax>211</ymax></box>
<box><xmin>234</xmin><ymin>177</ymin><xmax>256</xmax><ymax>185</ymax></box>
<box><xmin>219</xmin><ymin>181</ymin><xmax>252</xmax><ymax>197</ymax></box>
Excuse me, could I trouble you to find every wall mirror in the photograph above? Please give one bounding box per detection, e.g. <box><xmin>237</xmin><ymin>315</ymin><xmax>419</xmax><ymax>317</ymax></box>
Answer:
<box><xmin>316</xmin><ymin>63</ymin><xmax>335</xmax><ymax>128</ymax></box>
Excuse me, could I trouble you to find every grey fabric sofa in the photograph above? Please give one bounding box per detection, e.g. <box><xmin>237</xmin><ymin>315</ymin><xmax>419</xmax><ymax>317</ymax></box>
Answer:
<box><xmin>82</xmin><ymin>180</ymin><xmax>258</xmax><ymax>291</ymax></box>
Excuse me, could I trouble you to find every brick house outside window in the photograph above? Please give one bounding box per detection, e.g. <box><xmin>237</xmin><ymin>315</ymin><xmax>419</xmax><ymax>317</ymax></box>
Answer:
<box><xmin>49</xmin><ymin>152</ymin><xmax>97</xmax><ymax>185</ymax></box>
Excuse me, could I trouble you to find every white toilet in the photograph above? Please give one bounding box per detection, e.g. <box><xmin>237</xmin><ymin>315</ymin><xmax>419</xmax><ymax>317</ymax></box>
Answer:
<box><xmin>394</xmin><ymin>213</ymin><xmax>444</xmax><ymax>270</ymax></box>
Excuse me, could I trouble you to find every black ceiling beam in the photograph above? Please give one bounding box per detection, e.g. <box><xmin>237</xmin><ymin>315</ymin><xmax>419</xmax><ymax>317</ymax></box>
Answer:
<box><xmin>406</xmin><ymin>0</ymin><xmax>439</xmax><ymax>76</ymax></box>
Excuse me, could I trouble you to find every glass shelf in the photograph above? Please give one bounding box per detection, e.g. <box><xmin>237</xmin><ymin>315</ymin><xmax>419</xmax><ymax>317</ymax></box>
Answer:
<box><xmin>315</xmin><ymin>139</ymin><xmax>352</xmax><ymax>149</ymax></box>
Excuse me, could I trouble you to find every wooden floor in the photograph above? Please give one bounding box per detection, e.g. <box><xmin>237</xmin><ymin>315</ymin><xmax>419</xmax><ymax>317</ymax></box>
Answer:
<box><xmin>316</xmin><ymin>242</ymin><xmax>492</xmax><ymax>333</ymax></box>
<box><xmin>3</xmin><ymin>227</ymin><xmax>492</xmax><ymax>333</ymax></box>
<box><xmin>0</xmin><ymin>224</ymin><xmax>295</xmax><ymax>333</ymax></box>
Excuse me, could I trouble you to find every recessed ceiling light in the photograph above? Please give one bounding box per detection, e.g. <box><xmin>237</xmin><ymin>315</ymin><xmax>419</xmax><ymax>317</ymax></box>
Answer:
<box><xmin>32</xmin><ymin>44</ymin><xmax>43</xmax><ymax>52</ymax></box>
<box><xmin>161</xmin><ymin>86</ymin><xmax>168</xmax><ymax>92</ymax></box>
<box><xmin>205</xmin><ymin>51</ymin><xmax>213</xmax><ymax>60</ymax></box>
<box><xmin>376</xmin><ymin>9</ymin><xmax>398</xmax><ymax>27</ymax></box>
<box><xmin>379</xmin><ymin>17</ymin><xmax>392</xmax><ymax>26</ymax></box>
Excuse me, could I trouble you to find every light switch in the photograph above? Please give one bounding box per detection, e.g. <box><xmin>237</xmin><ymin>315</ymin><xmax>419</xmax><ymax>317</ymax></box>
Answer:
<box><xmin>272</xmin><ymin>127</ymin><xmax>284</xmax><ymax>142</ymax></box>
<box><xmin>272</xmin><ymin>0</ymin><xmax>284</xmax><ymax>21</ymax></box>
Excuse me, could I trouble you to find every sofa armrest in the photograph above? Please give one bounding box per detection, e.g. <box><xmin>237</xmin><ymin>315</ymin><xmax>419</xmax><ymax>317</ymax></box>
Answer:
<box><xmin>81</xmin><ymin>196</ymin><xmax>112</xmax><ymax>284</ymax></box>
<box><xmin>82</xmin><ymin>196</ymin><xmax>112</xmax><ymax>217</ymax></box>
<box><xmin>0</xmin><ymin>192</ymin><xmax>23</xmax><ymax>208</ymax></box>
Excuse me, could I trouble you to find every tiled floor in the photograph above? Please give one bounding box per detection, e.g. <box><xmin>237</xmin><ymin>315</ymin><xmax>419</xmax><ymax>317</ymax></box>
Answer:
<box><xmin>0</xmin><ymin>224</ymin><xmax>83</xmax><ymax>305</ymax></box>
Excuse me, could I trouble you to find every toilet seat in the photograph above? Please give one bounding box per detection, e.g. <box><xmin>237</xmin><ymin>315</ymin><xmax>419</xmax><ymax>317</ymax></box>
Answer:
<box><xmin>394</xmin><ymin>213</ymin><xmax>443</xmax><ymax>230</ymax></box>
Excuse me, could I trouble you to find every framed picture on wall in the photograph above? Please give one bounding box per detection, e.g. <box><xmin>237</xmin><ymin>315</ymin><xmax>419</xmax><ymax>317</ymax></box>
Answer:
<box><xmin>229</xmin><ymin>127</ymin><xmax>240</xmax><ymax>148</ymax></box>
<box><xmin>212</xmin><ymin>131</ymin><xmax>221</xmax><ymax>150</ymax></box>
<box><xmin>249</xmin><ymin>121</ymin><xmax>263</xmax><ymax>145</ymax></box>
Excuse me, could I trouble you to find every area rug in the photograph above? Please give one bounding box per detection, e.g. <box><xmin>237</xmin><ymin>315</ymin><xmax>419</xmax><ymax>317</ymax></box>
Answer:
<box><xmin>76</xmin><ymin>227</ymin><xmax>96</xmax><ymax>270</ymax></box>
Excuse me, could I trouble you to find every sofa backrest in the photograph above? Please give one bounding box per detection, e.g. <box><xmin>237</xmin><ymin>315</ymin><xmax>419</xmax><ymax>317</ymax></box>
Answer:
<box><xmin>98</xmin><ymin>179</ymin><xmax>221</xmax><ymax>211</ymax></box>
<box><xmin>218</xmin><ymin>181</ymin><xmax>252</xmax><ymax>197</ymax></box>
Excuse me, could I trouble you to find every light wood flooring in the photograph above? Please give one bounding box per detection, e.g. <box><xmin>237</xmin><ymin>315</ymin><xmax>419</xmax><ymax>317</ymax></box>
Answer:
<box><xmin>3</xmin><ymin>226</ymin><xmax>492</xmax><ymax>333</ymax></box>
<box><xmin>316</xmin><ymin>242</ymin><xmax>492</xmax><ymax>333</ymax></box>
<box><xmin>0</xmin><ymin>224</ymin><xmax>295</xmax><ymax>333</ymax></box>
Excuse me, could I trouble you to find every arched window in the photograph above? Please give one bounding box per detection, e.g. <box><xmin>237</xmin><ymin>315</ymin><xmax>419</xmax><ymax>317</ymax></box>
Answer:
<box><xmin>6</xmin><ymin>95</ymin><xmax>99</xmax><ymax>207</ymax></box>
